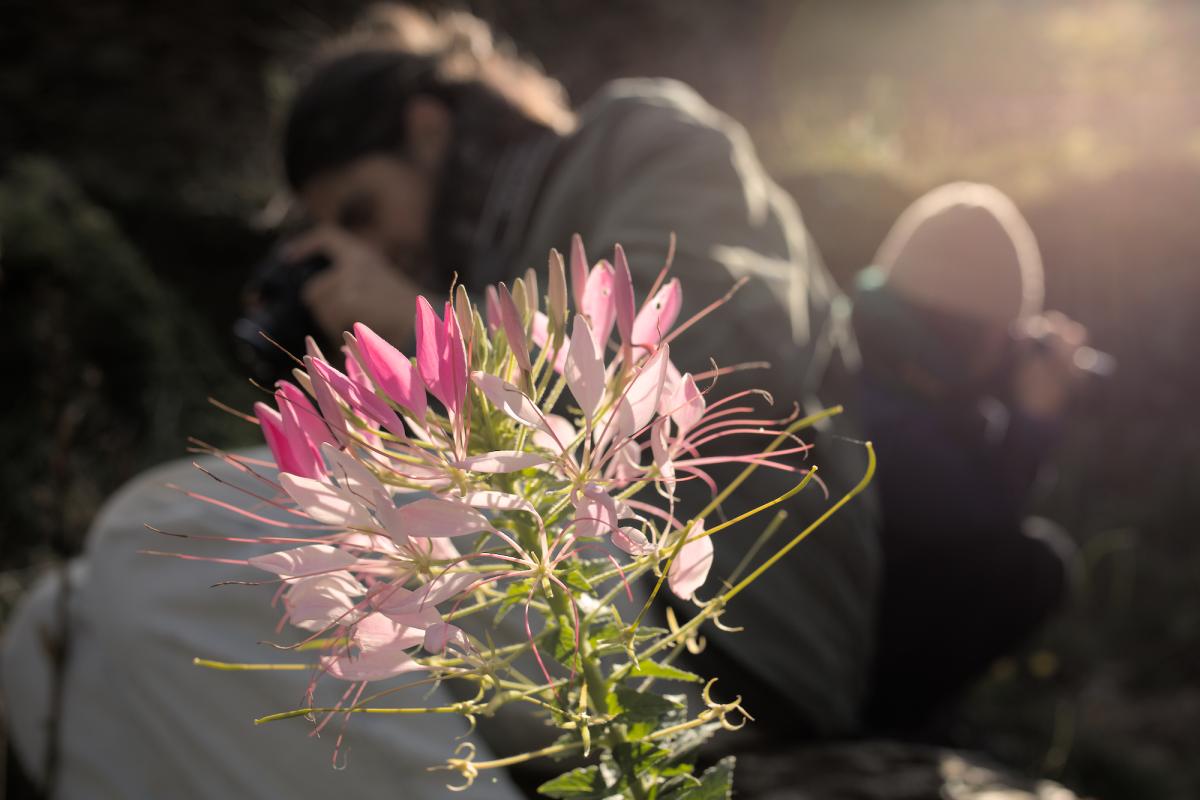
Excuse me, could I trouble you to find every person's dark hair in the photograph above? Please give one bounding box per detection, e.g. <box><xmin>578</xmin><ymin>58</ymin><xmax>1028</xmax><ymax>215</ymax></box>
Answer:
<box><xmin>284</xmin><ymin>6</ymin><xmax>573</xmax><ymax>188</ymax></box>
<box><xmin>284</xmin><ymin>5</ymin><xmax>574</xmax><ymax>189</ymax></box>
<box><xmin>283</xmin><ymin>5</ymin><xmax>575</xmax><ymax>281</ymax></box>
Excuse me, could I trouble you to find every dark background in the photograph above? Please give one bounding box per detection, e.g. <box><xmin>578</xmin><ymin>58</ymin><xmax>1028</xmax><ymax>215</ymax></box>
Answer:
<box><xmin>2</xmin><ymin>1</ymin><xmax>1198</xmax><ymax>798</ymax></box>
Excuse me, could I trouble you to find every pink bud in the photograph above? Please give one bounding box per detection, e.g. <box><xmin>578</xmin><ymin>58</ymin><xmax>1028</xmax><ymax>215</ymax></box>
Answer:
<box><xmin>612</xmin><ymin>245</ymin><xmax>636</xmax><ymax>360</ymax></box>
<box><xmin>497</xmin><ymin>282</ymin><xmax>531</xmax><ymax>372</ymax></box>
<box><xmin>569</xmin><ymin>233</ymin><xmax>589</xmax><ymax>311</ymax></box>
<box><xmin>353</xmin><ymin>322</ymin><xmax>427</xmax><ymax>419</ymax></box>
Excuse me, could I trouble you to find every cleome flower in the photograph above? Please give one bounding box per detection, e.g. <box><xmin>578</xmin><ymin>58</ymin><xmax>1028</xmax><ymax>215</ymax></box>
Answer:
<box><xmin>172</xmin><ymin>236</ymin><xmax>859</xmax><ymax>791</ymax></box>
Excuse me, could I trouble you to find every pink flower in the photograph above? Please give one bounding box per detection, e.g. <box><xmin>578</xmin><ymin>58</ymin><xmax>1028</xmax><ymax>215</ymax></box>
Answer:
<box><xmin>415</xmin><ymin>297</ymin><xmax>468</xmax><ymax>418</ymax></box>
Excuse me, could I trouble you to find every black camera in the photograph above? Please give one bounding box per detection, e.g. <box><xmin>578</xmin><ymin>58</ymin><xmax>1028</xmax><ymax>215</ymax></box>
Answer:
<box><xmin>233</xmin><ymin>247</ymin><xmax>331</xmax><ymax>385</ymax></box>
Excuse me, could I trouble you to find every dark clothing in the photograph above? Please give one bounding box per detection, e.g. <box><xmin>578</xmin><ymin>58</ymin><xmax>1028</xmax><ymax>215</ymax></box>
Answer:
<box><xmin>853</xmin><ymin>280</ymin><xmax>1067</xmax><ymax>733</ymax></box>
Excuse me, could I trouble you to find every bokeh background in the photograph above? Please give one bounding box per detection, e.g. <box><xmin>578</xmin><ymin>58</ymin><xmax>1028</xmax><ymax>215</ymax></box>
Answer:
<box><xmin>2</xmin><ymin>1</ymin><xmax>1197</xmax><ymax>797</ymax></box>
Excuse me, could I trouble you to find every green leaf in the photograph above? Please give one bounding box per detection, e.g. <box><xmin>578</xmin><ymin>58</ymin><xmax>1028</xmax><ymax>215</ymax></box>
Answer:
<box><xmin>628</xmin><ymin>660</ymin><xmax>703</xmax><ymax>683</ymax></box>
<box><xmin>660</xmin><ymin>756</ymin><xmax>735</xmax><ymax>800</ymax></box>
<box><xmin>552</xmin><ymin>621</ymin><xmax>582</xmax><ymax>668</ymax></box>
<box><xmin>562</xmin><ymin>566</ymin><xmax>593</xmax><ymax>593</ymax></box>
<box><xmin>537</xmin><ymin>765</ymin><xmax>612</xmax><ymax>799</ymax></box>
<box><xmin>661</xmin><ymin>721</ymin><xmax>722</xmax><ymax>761</ymax></box>
<box><xmin>495</xmin><ymin>579</ymin><xmax>531</xmax><ymax>623</ymax></box>
<box><xmin>608</xmin><ymin>686</ymin><xmax>682</xmax><ymax>725</ymax></box>
<box><xmin>591</xmin><ymin>623</ymin><xmax>668</xmax><ymax>657</ymax></box>
<box><xmin>613</xmin><ymin>740</ymin><xmax>670</xmax><ymax>771</ymax></box>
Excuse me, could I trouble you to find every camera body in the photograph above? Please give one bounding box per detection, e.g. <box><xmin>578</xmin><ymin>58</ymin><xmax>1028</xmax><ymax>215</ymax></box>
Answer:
<box><xmin>233</xmin><ymin>247</ymin><xmax>330</xmax><ymax>385</ymax></box>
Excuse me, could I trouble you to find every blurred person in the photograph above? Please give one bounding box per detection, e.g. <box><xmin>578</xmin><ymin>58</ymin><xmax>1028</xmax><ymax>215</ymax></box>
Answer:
<box><xmin>2</xmin><ymin>5</ymin><xmax>876</xmax><ymax>797</ymax></box>
<box><xmin>853</xmin><ymin>182</ymin><xmax>1090</xmax><ymax>735</ymax></box>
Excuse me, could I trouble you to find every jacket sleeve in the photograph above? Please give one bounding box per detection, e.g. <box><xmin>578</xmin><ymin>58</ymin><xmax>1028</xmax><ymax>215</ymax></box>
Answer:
<box><xmin>579</xmin><ymin>80</ymin><xmax>839</xmax><ymax>403</ymax></box>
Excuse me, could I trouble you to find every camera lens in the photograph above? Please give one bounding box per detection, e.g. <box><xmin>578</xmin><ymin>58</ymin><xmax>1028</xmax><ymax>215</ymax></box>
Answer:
<box><xmin>233</xmin><ymin>249</ymin><xmax>331</xmax><ymax>384</ymax></box>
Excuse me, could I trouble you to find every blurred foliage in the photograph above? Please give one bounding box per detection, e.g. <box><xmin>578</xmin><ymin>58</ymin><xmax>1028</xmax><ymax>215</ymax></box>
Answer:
<box><xmin>0</xmin><ymin>159</ymin><xmax>253</xmax><ymax>606</ymax></box>
<box><xmin>760</xmin><ymin>0</ymin><xmax>1200</xmax><ymax>197</ymax></box>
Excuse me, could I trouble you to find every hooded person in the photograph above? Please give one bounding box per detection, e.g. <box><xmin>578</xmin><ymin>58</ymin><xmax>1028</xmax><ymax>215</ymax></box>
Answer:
<box><xmin>853</xmin><ymin>182</ymin><xmax>1088</xmax><ymax>734</ymax></box>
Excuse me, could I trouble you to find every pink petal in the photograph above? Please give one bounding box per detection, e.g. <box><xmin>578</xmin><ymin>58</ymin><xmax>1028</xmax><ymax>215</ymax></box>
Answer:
<box><xmin>343</xmin><ymin>343</ymin><xmax>369</xmax><ymax>386</ymax></box>
<box><xmin>324</xmin><ymin>612</ymin><xmax>427</xmax><ymax>681</ymax></box>
<box><xmin>353</xmin><ymin>322</ymin><xmax>427</xmax><ymax>419</ymax></box>
<box><xmin>632</xmin><ymin>278</ymin><xmax>682</xmax><ymax>349</ymax></box>
<box><xmin>616</xmin><ymin>344</ymin><xmax>670</xmax><ymax>441</ymax></box>
<box><xmin>656</xmin><ymin>361</ymin><xmax>684</xmax><ymax>418</ymax></box>
<box><xmin>285</xmin><ymin>572</ymin><xmax>366</xmax><ymax>632</ymax></box>
<box><xmin>484</xmin><ymin>285</ymin><xmax>502</xmax><ymax>334</ymax></box>
<box><xmin>414</xmin><ymin>296</ymin><xmax>445</xmax><ymax>404</ymax></box>
<box><xmin>393</xmin><ymin>496</ymin><xmax>493</xmax><ymax>538</ymax></box>
<box><xmin>423</xmin><ymin>621</ymin><xmax>470</xmax><ymax>655</ymax></box>
<box><xmin>278</xmin><ymin>473</ymin><xmax>373</xmax><ymax>528</ymax></box>
<box><xmin>574</xmin><ymin>485</ymin><xmax>618</xmax><ymax>539</ymax></box>
<box><xmin>461</xmin><ymin>490</ymin><xmax>542</xmax><ymax>523</ymax></box>
<box><xmin>309</xmin><ymin>356</ymin><xmax>404</xmax><ymax>436</ymax></box>
<box><xmin>569</xmin><ymin>233</ymin><xmax>589</xmax><ymax>311</ymax></box>
<box><xmin>276</xmin><ymin>381</ymin><xmax>335</xmax><ymax>451</ymax></box>
<box><xmin>453</xmin><ymin>451</ymin><xmax>547</xmax><ymax>473</ymax></box>
<box><xmin>249</xmin><ymin>544</ymin><xmax>357</xmax><ymax>578</ymax></box>
<box><xmin>372</xmin><ymin>572</ymin><xmax>477</xmax><ymax>618</ymax></box>
<box><xmin>532</xmin><ymin>414</ymin><xmax>578</xmax><ymax>456</ymax></box>
<box><xmin>440</xmin><ymin>300</ymin><xmax>469</xmax><ymax>416</ymax></box>
<box><xmin>404</xmin><ymin>536</ymin><xmax>460</xmax><ymax>563</ymax></box>
<box><xmin>565</xmin><ymin>315</ymin><xmax>605</xmax><ymax>419</ymax></box>
<box><xmin>613</xmin><ymin>526</ymin><xmax>655</xmax><ymax>556</ymax></box>
<box><xmin>608</xmin><ymin>440</ymin><xmax>643</xmax><ymax>482</ymax></box>
<box><xmin>273</xmin><ymin>391</ymin><xmax>324</xmax><ymax>479</ymax></box>
<box><xmin>497</xmin><ymin>282</ymin><xmax>531</xmax><ymax>372</ymax></box>
<box><xmin>668</xmin><ymin>524</ymin><xmax>713</xmax><ymax>600</ymax></box>
<box><xmin>254</xmin><ymin>402</ymin><xmax>305</xmax><ymax>477</ymax></box>
<box><xmin>581</xmin><ymin>260</ymin><xmax>616</xmax><ymax>351</ymax></box>
<box><xmin>612</xmin><ymin>245</ymin><xmax>636</xmax><ymax>355</ymax></box>
<box><xmin>670</xmin><ymin>373</ymin><xmax>706</xmax><ymax>435</ymax></box>
<box><xmin>321</xmin><ymin>443</ymin><xmax>384</xmax><ymax>499</ymax></box>
<box><xmin>471</xmin><ymin>372</ymin><xmax>548</xmax><ymax>432</ymax></box>
<box><xmin>304</xmin><ymin>356</ymin><xmax>352</xmax><ymax>447</ymax></box>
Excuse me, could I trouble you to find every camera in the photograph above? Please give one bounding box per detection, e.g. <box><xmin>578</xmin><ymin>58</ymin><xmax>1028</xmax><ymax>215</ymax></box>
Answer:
<box><xmin>233</xmin><ymin>246</ymin><xmax>331</xmax><ymax>385</ymax></box>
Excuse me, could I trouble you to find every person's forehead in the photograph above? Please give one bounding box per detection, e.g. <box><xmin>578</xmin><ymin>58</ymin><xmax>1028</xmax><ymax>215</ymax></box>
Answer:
<box><xmin>300</xmin><ymin>154</ymin><xmax>413</xmax><ymax>217</ymax></box>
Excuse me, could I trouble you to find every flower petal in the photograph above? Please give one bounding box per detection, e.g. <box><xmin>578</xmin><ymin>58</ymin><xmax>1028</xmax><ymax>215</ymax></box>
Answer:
<box><xmin>632</xmin><ymin>278</ymin><xmax>682</xmax><ymax>349</ymax></box>
<box><xmin>285</xmin><ymin>571</ymin><xmax>365</xmax><ymax>631</ymax></box>
<box><xmin>613</xmin><ymin>526</ymin><xmax>655</xmax><ymax>556</ymax></box>
<box><xmin>612</xmin><ymin>245</ymin><xmax>636</xmax><ymax>354</ymax></box>
<box><xmin>392</xmin><ymin>496</ymin><xmax>493</xmax><ymax>538</ymax></box>
<box><xmin>324</xmin><ymin>612</ymin><xmax>428</xmax><ymax>681</ymax></box>
<box><xmin>453</xmin><ymin>451</ymin><xmax>547</xmax><ymax>473</ymax></box>
<box><xmin>353</xmin><ymin>322</ymin><xmax>427</xmax><ymax>419</ymax></box>
<box><xmin>581</xmin><ymin>260</ymin><xmax>616</xmax><ymax>350</ymax></box>
<box><xmin>565</xmin><ymin>315</ymin><xmax>606</xmax><ymax>420</ymax></box>
<box><xmin>668</xmin><ymin>524</ymin><xmax>713</xmax><ymax>600</ymax></box>
<box><xmin>279</xmin><ymin>473</ymin><xmax>373</xmax><ymax>528</ymax></box>
<box><xmin>249</xmin><ymin>544</ymin><xmax>356</xmax><ymax>578</ymax></box>
<box><xmin>471</xmin><ymin>371</ymin><xmax>547</xmax><ymax>432</ymax></box>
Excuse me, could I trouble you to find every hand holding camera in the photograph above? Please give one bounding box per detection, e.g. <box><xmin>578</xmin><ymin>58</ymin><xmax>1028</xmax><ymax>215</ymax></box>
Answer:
<box><xmin>1010</xmin><ymin>311</ymin><xmax>1111</xmax><ymax>420</ymax></box>
<box><xmin>235</xmin><ymin>225</ymin><xmax>421</xmax><ymax>383</ymax></box>
<box><xmin>285</xmin><ymin>225</ymin><xmax>421</xmax><ymax>348</ymax></box>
